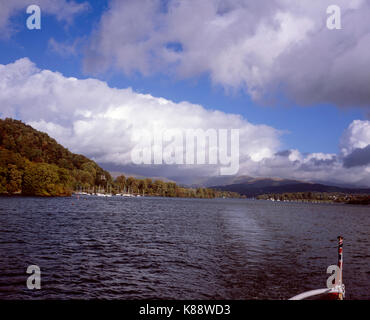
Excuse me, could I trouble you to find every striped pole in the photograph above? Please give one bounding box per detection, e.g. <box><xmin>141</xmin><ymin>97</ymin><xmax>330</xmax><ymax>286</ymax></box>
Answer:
<box><xmin>337</xmin><ymin>236</ymin><xmax>344</xmax><ymax>300</ymax></box>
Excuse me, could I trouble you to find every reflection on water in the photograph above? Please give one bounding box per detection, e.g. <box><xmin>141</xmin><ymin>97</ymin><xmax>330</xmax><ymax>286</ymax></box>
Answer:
<box><xmin>0</xmin><ymin>196</ymin><xmax>369</xmax><ymax>299</ymax></box>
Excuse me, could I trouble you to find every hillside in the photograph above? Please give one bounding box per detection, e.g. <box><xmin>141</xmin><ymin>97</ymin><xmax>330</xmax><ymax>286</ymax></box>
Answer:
<box><xmin>0</xmin><ymin>118</ymin><xmax>112</xmax><ymax>196</ymax></box>
<box><xmin>0</xmin><ymin>118</ymin><xmax>240</xmax><ymax>199</ymax></box>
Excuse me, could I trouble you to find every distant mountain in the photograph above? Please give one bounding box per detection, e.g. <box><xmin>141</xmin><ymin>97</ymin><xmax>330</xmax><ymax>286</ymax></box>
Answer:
<box><xmin>190</xmin><ymin>175</ymin><xmax>317</xmax><ymax>188</ymax></box>
<box><xmin>211</xmin><ymin>178</ymin><xmax>370</xmax><ymax>197</ymax></box>
<box><xmin>186</xmin><ymin>175</ymin><xmax>260</xmax><ymax>187</ymax></box>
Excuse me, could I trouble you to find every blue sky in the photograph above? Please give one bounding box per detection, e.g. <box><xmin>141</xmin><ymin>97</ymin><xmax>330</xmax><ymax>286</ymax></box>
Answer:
<box><xmin>0</xmin><ymin>0</ymin><xmax>369</xmax><ymax>186</ymax></box>
<box><xmin>0</xmin><ymin>0</ymin><xmax>365</xmax><ymax>154</ymax></box>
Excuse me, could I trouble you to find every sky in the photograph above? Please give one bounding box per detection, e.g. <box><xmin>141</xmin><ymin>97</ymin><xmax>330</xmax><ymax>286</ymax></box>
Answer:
<box><xmin>0</xmin><ymin>0</ymin><xmax>369</xmax><ymax>187</ymax></box>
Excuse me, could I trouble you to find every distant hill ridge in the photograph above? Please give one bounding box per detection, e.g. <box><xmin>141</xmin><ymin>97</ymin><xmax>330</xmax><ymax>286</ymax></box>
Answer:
<box><xmin>211</xmin><ymin>178</ymin><xmax>370</xmax><ymax>197</ymax></box>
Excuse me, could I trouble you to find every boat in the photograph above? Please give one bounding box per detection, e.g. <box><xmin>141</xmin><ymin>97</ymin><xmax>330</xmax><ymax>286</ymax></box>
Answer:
<box><xmin>116</xmin><ymin>186</ymin><xmax>136</xmax><ymax>197</ymax></box>
<box><xmin>289</xmin><ymin>236</ymin><xmax>345</xmax><ymax>300</ymax></box>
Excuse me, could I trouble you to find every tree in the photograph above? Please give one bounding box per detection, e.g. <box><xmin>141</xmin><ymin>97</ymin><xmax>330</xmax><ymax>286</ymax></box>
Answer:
<box><xmin>6</xmin><ymin>164</ymin><xmax>22</xmax><ymax>194</ymax></box>
<box><xmin>22</xmin><ymin>163</ymin><xmax>70</xmax><ymax>196</ymax></box>
<box><xmin>116</xmin><ymin>175</ymin><xmax>126</xmax><ymax>191</ymax></box>
<box><xmin>0</xmin><ymin>166</ymin><xmax>7</xmax><ymax>194</ymax></box>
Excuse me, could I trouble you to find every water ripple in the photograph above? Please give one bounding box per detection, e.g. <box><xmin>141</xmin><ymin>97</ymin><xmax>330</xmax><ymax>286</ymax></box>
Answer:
<box><xmin>0</xmin><ymin>197</ymin><xmax>369</xmax><ymax>299</ymax></box>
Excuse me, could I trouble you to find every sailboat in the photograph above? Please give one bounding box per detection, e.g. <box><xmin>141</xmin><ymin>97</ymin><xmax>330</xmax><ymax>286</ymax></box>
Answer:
<box><xmin>116</xmin><ymin>185</ymin><xmax>134</xmax><ymax>197</ymax></box>
<box><xmin>104</xmin><ymin>183</ymin><xmax>112</xmax><ymax>197</ymax></box>
<box><xmin>95</xmin><ymin>185</ymin><xmax>106</xmax><ymax>197</ymax></box>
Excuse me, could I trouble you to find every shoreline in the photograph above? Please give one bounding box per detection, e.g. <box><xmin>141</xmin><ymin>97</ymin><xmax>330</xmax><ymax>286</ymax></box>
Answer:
<box><xmin>0</xmin><ymin>193</ymin><xmax>368</xmax><ymax>205</ymax></box>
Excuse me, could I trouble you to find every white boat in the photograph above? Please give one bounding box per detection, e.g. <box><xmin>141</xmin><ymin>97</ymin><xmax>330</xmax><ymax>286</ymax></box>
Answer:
<box><xmin>117</xmin><ymin>193</ymin><xmax>135</xmax><ymax>197</ymax></box>
<box><xmin>289</xmin><ymin>236</ymin><xmax>345</xmax><ymax>300</ymax></box>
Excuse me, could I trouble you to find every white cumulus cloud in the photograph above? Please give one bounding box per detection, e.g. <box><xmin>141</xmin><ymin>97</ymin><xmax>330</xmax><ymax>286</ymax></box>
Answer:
<box><xmin>0</xmin><ymin>58</ymin><xmax>369</xmax><ymax>186</ymax></box>
<box><xmin>340</xmin><ymin>120</ymin><xmax>370</xmax><ymax>156</ymax></box>
<box><xmin>0</xmin><ymin>58</ymin><xmax>281</xmax><ymax>177</ymax></box>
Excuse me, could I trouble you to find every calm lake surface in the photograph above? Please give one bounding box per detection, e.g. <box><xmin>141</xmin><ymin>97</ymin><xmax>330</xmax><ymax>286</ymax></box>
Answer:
<box><xmin>0</xmin><ymin>196</ymin><xmax>369</xmax><ymax>300</ymax></box>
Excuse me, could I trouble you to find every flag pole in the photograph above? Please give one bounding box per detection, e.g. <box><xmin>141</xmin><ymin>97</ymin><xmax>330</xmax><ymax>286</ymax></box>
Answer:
<box><xmin>337</xmin><ymin>236</ymin><xmax>344</xmax><ymax>300</ymax></box>
<box><xmin>289</xmin><ymin>236</ymin><xmax>345</xmax><ymax>300</ymax></box>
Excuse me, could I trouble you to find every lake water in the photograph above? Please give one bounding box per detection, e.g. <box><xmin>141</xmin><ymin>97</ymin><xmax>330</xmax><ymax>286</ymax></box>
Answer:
<box><xmin>0</xmin><ymin>196</ymin><xmax>368</xmax><ymax>300</ymax></box>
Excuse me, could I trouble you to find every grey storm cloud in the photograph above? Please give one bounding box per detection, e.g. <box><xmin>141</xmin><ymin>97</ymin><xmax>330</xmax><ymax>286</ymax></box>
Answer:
<box><xmin>299</xmin><ymin>157</ymin><xmax>338</xmax><ymax>172</ymax></box>
<box><xmin>343</xmin><ymin>145</ymin><xmax>370</xmax><ymax>168</ymax></box>
<box><xmin>275</xmin><ymin>150</ymin><xmax>292</xmax><ymax>157</ymax></box>
<box><xmin>305</xmin><ymin>158</ymin><xmax>338</xmax><ymax>168</ymax></box>
<box><xmin>84</xmin><ymin>0</ymin><xmax>370</xmax><ymax>109</ymax></box>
